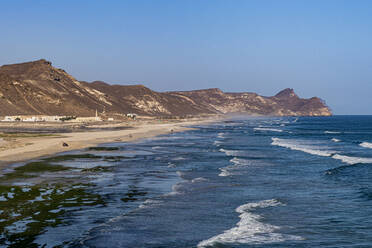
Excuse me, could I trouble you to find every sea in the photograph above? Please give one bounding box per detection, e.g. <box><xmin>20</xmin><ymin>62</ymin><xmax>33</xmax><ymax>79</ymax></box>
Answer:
<box><xmin>1</xmin><ymin>115</ymin><xmax>372</xmax><ymax>247</ymax></box>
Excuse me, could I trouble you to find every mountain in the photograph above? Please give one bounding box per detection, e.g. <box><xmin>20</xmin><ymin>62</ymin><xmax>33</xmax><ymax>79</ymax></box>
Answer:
<box><xmin>0</xmin><ymin>59</ymin><xmax>332</xmax><ymax>117</ymax></box>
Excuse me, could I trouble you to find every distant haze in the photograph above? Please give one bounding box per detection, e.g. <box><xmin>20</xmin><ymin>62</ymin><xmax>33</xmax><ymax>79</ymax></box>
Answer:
<box><xmin>2</xmin><ymin>0</ymin><xmax>372</xmax><ymax>114</ymax></box>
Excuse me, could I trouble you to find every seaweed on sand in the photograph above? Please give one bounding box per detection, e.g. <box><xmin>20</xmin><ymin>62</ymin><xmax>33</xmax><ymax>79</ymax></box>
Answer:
<box><xmin>88</xmin><ymin>147</ymin><xmax>119</xmax><ymax>151</ymax></box>
<box><xmin>120</xmin><ymin>187</ymin><xmax>148</xmax><ymax>202</ymax></box>
<box><xmin>3</xmin><ymin>162</ymin><xmax>69</xmax><ymax>181</ymax></box>
<box><xmin>0</xmin><ymin>183</ymin><xmax>105</xmax><ymax>247</ymax></box>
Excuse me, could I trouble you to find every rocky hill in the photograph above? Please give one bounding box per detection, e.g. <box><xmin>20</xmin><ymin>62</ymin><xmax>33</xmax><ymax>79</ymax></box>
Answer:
<box><xmin>0</xmin><ymin>59</ymin><xmax>332</xmax><ymax>117</ymax></box>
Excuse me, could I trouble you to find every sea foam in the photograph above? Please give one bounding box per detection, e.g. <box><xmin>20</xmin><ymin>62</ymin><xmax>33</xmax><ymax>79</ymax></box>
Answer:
<box><xmin>332</xmin><ymin>154</ymin><xmax>372</xmax><ymax>165</ymax></box>
<box><xmin>138</xmin><ymin>199</ymin><xmax>163</xmax><ymax>209</ymax></box>
<box><xmin>219</xmin><ymin>148</ymin><xmax>240</xmax><ymax>156</ymax></box>
<box><xmin>218</xmin><ymin>158</ymin><xmax>251</xmax><ymax>177</ymax></box>
<box><xmin>217</xmin><ymin>132</ymin><xmax>225</xmax><ymax>138</ymax></box>
<box><xmin>197</xmin><ymin>199</ymin><xmax>302</xmax><ymax>247</ymax></box>
<box><xmin>360</xmin><ymin>142</ymin><xmax>372</xmax><ymax>149</ymax></box>
<box><xmin>324</xmin><ymin>131</ymin><xmax>341</xmax><ymax>134</ymax></box>
<box><xmin>213</xmin><ymin>140</ymin><xmax>222</xmax><ymax>146</ymax></box>
<box><xmin>230</xmin><ymin>157</ymin><xmax>252</xmax><ymax>166</ymax></box>
<box><xmin>271</xmin><ymin>138</ymin><xmax>333</xmax><ymax>157</ymax></box>
<box><xmin>218</xmin><ymin>167</ymin><xmax>233</xmax><ymax>177</ymax></box>
<box><xmin>254</xmin><ymin>127</ymin><xmax>283</xmax><ymax>133</ymax></box>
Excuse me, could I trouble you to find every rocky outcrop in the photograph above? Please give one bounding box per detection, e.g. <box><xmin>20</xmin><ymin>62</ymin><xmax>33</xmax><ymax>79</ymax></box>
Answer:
<box><xmin>0</xmin><ymin>59</ymin><xmax>332</xmax><ymax>117</ymax></box>
<box><xmin>170</xmin><ymin>88</ymin><xmax>332</xmax><ymax>116</ymax></box>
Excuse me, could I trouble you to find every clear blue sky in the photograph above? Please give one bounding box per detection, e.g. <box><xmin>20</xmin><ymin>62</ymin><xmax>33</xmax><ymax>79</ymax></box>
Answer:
<box><xmin>2</xmin><ymin>0</ymin><xmax>372</xmax><ymax>114</ymax></box>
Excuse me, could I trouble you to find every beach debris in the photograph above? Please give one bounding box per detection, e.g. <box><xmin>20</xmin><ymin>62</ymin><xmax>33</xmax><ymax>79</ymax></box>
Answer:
<box><xmin>129</xmin><ymin>134</ymin><xmax>133</xmax><ymax>138</ymax></box>
<box><xmin>62</xmin><ymin>142</ymin><xmax>69</xmax><ymax>147</ymax></box>
<box><xmin>170</xmin><ymin>129</ymin><xmax>174</xmax><ymax>133</ymax></box>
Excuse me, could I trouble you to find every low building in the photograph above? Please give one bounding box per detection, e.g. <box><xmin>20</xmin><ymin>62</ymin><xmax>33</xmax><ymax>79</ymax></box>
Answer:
<box><xmin>75</xmin><ymin>116</ymin><xmax>102</xmax><ymax>122</ymax></box>
<box><xmin>1</xmin><ymin>115</ymin><xmax>65</xmax><ymax>122</ymax></box>
<box><xmin>42</xmin><ymin>116</ymin><xmax>62</xmax><ymax>122</ymax></box>
<box><xmin>2</xmin><ymin>116</ymin><xmax>20</xmax><ymax>122</ymax></box>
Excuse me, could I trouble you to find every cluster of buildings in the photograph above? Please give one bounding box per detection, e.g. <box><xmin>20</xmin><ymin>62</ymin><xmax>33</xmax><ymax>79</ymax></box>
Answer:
<box><xmin>0</xmin><ymin>113</ymin><xmax>138</xmax><ymax>122</ymax></box>
<box><xmin>0</xmin><ymin>115</ymin><xmax>102</xmax><ymax>122</ymax></box>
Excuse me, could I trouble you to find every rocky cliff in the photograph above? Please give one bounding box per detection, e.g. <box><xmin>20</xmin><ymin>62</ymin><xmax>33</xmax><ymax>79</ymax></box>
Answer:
<box><xmin>0</xmin><ymin>59</ymin><xmax>332</xmax><ymax>117</ymax></box>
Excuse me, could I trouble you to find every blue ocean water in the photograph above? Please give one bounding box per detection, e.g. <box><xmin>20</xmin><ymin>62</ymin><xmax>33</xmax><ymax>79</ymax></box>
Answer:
<box><xmin>4</xmin><ymin>116</ymin><xmax>372</xmax><ymax>247</ymax></box>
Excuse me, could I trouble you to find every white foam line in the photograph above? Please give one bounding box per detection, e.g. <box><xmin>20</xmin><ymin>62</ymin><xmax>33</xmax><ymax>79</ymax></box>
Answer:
<box><xmin>331</xmin><ymin>138</ymin><xmax>341</xmax><ymax>143</ymax></box>
<box><xmin>332</xmin><ymin>154</ymin><xmax>372</xmax><ymax>165</ymax></box>
<box><xmin>360</xmin><ymin>142</ymin><xmax>372</xmax><ymax>149</ymax></box>
<box><xmin>218</xmin><ymin>158</ymin><xmax>252</xmax><ymax>177</ymax></box>
<box><xmin>271</xmin><ymin>138</ymin><xmax>372</xmax><ymax>165</ymax></box>
<box><xmin>138</xmin><ymin>199</ymin><xmax>162</xmax><ymax>209</ymax></box>
<box><xmin>214</xmin><ymin>140</ymin><xmax>222</xmax><ymax>146</ymax></box>
<box><xmin>230</xmin><ymin>157</ymin><xmax>251</xmax><ymax>166</ymax></box>
<box><xmin>254</xmin><ymin>127</ymin><xmax>283</xmax><ymax>133</ymax></box>
<box><xmin>271</xmin><ymin>138</ymin><xmax>333</xmax><ymax>157</ymax></box>
<box><xmin>218</xmin><ymin>168</ymin><xmax>233</xmax><ymax>177</ymax></box>
<box><xmin>197</xmin><ymin>199</ymin><xmax>302</xmax><ymax>247</ymax></box>
<box><xmin>217</xmin><ymin>132</ymin><xmax>225</xmax><ymax>138</ymax></box>
<box><xmin>324</xmin><ymin>131</ymin><xmax>341</xmax><ymax>134</ymax></box>
<box><xmin>219</xmin><ymin>148</ymin><xmax>240</xmax><ymax>156</ymax></box>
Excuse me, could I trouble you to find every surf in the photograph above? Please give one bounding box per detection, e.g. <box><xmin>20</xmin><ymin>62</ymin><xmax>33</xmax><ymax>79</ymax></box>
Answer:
<box><xmin>197</xmin><ymin>199</ymin><xmax>302</xmax><ymax>247</ymax></box>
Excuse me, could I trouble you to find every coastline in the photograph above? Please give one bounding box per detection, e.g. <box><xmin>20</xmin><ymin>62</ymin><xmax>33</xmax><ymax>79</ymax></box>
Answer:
<box><xmin>0</xmin><ymin>117</ymin><xmax>220</xmax><ymax>171</ymax></box>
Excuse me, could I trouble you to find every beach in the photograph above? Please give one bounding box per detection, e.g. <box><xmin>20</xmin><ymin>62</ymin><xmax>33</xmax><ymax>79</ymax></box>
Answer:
<box><xmin>2</xmin><ymin>116</ymin><xmax>372</xmax><ymax>247</ymax></box>
<box><xmin>0</xmin><ymin>117</ymin><xmax>218</xmax><ymax>170</ymax></box>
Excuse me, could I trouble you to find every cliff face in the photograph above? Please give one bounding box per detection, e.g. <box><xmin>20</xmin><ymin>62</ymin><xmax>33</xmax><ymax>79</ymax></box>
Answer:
<box><xmin>0</xmin><ymin>60</ymin><xmax>332</xmax><ymax>117</ymax></box>
<box><xmin>0</xmin><ymin>59</ymin><xmax>109</xmax><ymax>116</ymax></box>
<box><xmin>170</xmin><ymin>88</ymin><xmax>331</xmax><ymax>116</ymax></box>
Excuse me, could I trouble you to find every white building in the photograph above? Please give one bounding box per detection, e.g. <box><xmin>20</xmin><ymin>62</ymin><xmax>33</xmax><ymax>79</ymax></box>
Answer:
<box><xmin>2</xmin><ymin>116</ymin><xmax>19</xmax><ymax>122</ymax></box>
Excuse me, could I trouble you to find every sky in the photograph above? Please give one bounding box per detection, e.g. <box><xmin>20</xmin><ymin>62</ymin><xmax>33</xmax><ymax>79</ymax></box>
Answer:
<box><xmin>1</xmin><ymin>0</ymin><xmax>372</xmax><ymax>114</ymax></box>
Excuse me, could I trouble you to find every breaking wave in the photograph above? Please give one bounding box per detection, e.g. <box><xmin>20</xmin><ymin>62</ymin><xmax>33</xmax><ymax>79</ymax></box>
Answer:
<box><xmin>213</xmin><ymin>140</ymin><xmax>222</xmax><ymax>146</ymax></box>
<box><xmin>324</xmin><ymin>131</ymin><xmax>341</xmax><ymax>134</ymax></box>
<box><xmin>217</xmin><ymin>132</ymin><xmax>225</xmax><ymax>138</ymax></box>
<box><xmin>230</xmin><ymin>157</ymin><xmax>252</xmax><ymax>166</ymax></box>
<box><xmin>360</xmin><ymin>142</ymin><xmax>372</xmax><ymax>149</ymax></box>
<box><xmin>138</xmin><ymin>199</ymin><xmax>163</xmax><ymax>209</ymax></box>
<box><xmin>219</xmin><ymin>148</ymin><xmax>240</xmax><ymax>156</ymax></box>
<box><xmin>197</xmin><ymin>199</ymin><xmax>302</xmax><ymax>247</ymax></box>
<box><xmin>254</xmin><ymin>127</ymin><xmax>283</xmax><ymax>133</ymax></box>
<box><xmin>271</xmin><ymin>138</ymin><xmax>334</xmax><ymax>157</ymax></box>
<box><xmin>218</xmin><ymin>167</ymin><xmax>233</xmax><ymax>177</ymax></box>
<box><xmin>332</xmin><ymin>154</ymin><xmax>372</xmax><ymax>165</ymax></box>
<box><xmin>218</xmin><ymin>157</ymin><xmax>252</xmax><ymax>177</ymax></box>
<box><xmin>331</xmin><ymin>138</ymin><xmax>341</xmax><ymax>143</ymax></box>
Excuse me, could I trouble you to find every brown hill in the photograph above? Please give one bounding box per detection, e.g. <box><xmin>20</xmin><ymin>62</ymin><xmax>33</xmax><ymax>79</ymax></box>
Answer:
<box><xmin>0</xmin><ymin>59</ymin><xmax>332</xmax><ymax>117</ymax></box>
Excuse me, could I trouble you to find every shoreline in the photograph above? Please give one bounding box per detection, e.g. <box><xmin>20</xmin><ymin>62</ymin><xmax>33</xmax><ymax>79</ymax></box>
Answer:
<box><xmin>0</xmin><ymin>117</ymin><xmax>220</xmax><ymax>171</ymax></box>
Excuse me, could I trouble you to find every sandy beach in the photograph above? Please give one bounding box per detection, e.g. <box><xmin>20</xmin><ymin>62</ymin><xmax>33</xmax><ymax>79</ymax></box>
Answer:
<box><xmin>0</xmin><ymin>117</ymin><xmax>219</xmax><ymax>170</ymax></box>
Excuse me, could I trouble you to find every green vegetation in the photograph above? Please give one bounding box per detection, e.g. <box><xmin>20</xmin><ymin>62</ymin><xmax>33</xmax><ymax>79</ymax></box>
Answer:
<box><xmin>43</xmin><ymin>153</ymin><xmax>128</xmax><ymax>162</ymax></box>
<box><xmin>3</xmin><ymin>162</ymin><xmax>69</xmax><ymax>181</ymax></box>
<box><xmin>0</xmin><ymin>151</ymin><xmax>130</xmax><ymax>246</ymax></box>
<box><xmin>120</xmin><ymin>187</ymin><xmax>147</xmax><ymax>202</ymax></box>
<box><xmin>103</xmin><ymin>155</ymin><xmax>128</xmax><ymax>162</ymax></box>
<box><xmin>43</xmin><ymin>154</ymin><xmax>102</xmax><ymax>162</ymax></box>
<box><xmin>2</xmin><ymin>153</ymin><xmax>129</xmax><ymax>181</ymax></box>
<box><xmin>81</xmin><ymin>166</ymin><xmax>112</xmax><ymax>173</ymax></box>
<box><xmin>88</xmin><ymin>146</ymin><xmax>119</xmax><ymax>151</ymax></box>
<box><xmin>0</xmin><ymin>184</ymin><xmax>104</xmax><ymax>247</ymax></box>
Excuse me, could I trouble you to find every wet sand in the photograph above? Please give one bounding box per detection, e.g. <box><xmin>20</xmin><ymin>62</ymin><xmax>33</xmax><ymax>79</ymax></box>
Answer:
<box><xmin>0</xmin><ymin>118</ymin><xmax>218</xmax><ymax>170</ymax></box>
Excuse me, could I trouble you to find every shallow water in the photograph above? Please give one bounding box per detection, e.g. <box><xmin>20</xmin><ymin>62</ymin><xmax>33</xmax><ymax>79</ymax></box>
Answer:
<box><xmin>2</xmin><ymin>116</ymin><xmax>372</xmax><ymax>247</ymax></box>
